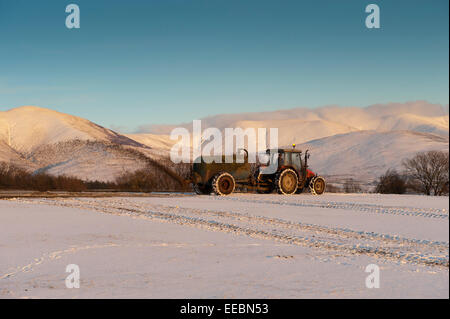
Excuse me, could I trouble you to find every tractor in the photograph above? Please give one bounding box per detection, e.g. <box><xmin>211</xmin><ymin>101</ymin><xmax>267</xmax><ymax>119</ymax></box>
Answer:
<box><xmin>191</xmin><ymin>147</ymin><xmax>325</xmax><ymax>196</ymax></box>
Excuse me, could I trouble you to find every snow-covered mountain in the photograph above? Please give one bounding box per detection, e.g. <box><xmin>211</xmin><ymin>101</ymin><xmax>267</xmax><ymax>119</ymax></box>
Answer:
<box><xmin>297</xmin><ymin>130</ymin><xmax>449</xmax><ymax>184</ymax></box>
<box><xmin>0</xmin><ymin>102</ymin><xmax>448</xmax><ymax>184</ymax></box>
<box><xmin>0</xmin><ymin>106</ymin><xmax>165</xmax><ymax>181</ymax></box>
<box><xmin>0</xmin><ymin>106</ymin><xmax>145</xmax><ymax>153</ymax></box>
<box><xmin>125</xmin><ymin>133</ymin><xmax>176</xmax><ymax>150</ymax></box>
<box><xmin>141</xmin><ymin>101</ymin><xmax>448</xmax><ymax>148</ymax></box>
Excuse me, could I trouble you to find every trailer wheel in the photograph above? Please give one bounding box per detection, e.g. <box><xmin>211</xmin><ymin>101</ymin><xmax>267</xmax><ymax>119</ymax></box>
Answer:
<box><xmin>275</xmin><ymin>169</ymin><xmax>298</xmax><ymax>195</ymax></box>
<box><xmin>193</xmin><ymin>183</ymin><xmax>212</xmax><ymax>195</ymax></box>
<box><xmin>212</xmin><ymin>172</ymin><xmax>235</xmax><ymax>196</ymax></box>
<box><xmin>310</xmin><ymin>176</ymin><xmax>326</xmax><ymax>195</ymax></box>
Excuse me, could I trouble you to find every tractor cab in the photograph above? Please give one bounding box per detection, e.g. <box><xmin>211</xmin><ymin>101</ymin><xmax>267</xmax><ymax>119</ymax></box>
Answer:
<box><xmin>264</xmin><ymin>148</ymin><xmax>307</xmax><ymax>177</ymax></box>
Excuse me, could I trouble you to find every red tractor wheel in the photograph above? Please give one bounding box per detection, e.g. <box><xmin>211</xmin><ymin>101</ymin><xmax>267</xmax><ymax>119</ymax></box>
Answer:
<box><xmin>275</xmin><ymin>169</ymin><xmax>298</xmax><ymax>195</ymax></box>
<box><xmin>310</xmin><ymin>176</ymin><xmax>326</xmax><ymax>195</ymax></box>
<box><xmin>212</xmin><ymin>172</ymin><xmax>235</xmax><ymax>196</ymax></box>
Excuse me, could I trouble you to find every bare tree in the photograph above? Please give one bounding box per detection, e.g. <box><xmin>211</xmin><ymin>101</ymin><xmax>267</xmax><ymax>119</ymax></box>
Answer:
<box><xmin>402</xmin><ymin>151</ymin><xmax>449</xmax><ymax>196</ymax></box>
<box><xmin>375</xmin><ymin>169</ymin><xmax>407</xmax><ymax>194</ymax></box>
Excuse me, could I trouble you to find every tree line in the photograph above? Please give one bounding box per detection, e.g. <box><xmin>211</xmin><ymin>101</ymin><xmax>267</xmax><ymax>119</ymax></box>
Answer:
<box><xmin>375</xmin><ymin>150</ymin><xmax>449</xmax><ymax>196</ymax></box>
<box><xmin>0</xmin><ymin>162</ymin><xmax>191</xmax><ymax>193</ymax></box>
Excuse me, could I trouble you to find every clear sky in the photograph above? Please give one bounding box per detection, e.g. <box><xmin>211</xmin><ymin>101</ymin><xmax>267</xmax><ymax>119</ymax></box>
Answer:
<box><xmin>0</xmin><ymin>0</ymin><xmax>448</xmax><ymax>132</ymax></box>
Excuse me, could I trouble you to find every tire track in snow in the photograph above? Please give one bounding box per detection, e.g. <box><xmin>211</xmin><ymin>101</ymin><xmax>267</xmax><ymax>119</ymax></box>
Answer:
<box><xmin>0</xmin><ymin>241</ymin><xmax>200</xmax><ymax>281</ymax></box>
<box><xmin>78</xmin><ymin>197</ymin><xmax>447</xmax><ymax>248</ymax></box>
<box><xmin>0</xmin><ymin>243</ymin><xmax>120</xmax><ymax>280</ymax></box>
<box><xmin>154</xmin><ymin>205</ymin><xmax>449</xmax><ymax>248</ymax></box>
<box><xmin>87</xmin><ymin>199</ymin><xmax>450</xmax><ymax>266</ymax></box>
<box><xmin>14</xmin><ymin>198</ymin><xmax>449</xmax><ymax>268</ymax></box>
<box><xmin>214</xmin><ymin>197</ymin><xmax>449</xmax><ymax>219</ymax></box>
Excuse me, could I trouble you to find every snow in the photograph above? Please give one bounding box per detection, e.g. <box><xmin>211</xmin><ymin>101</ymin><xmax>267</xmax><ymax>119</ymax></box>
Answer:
<box><xmin>125</xmin><ymin>133</ymin><xmax>175</xmax><ymax>150</ymax></box>
<box><xmin>0</xmin><ymin>140</ymin><xmax>29</xmax><ymax>169</ymax></box>
<box><xmin>299</xmin><ymin>130</ymin><xmax>449</xmax><ymax>182</ymax></box>
<box><xmin>0</xmin><ymin>105</ymin><xmax>145</xmax><ymax>153</ymax></box>
<box><xmin>30</xmin><ymin>141</ymin><xmax>149</xmax><ymax>182</ymax></box>
<box><xmin>144</xmin><ymin>101</ymin><xmax>449</xmax><ymax>137</ymax></box>
<box><xmin>1</xmin><ymin>193</ymin><xmax>448</xmax><ymax>298</ymax></box>
<box><xmin>0</xmin><ymin>106</ymin><xmax>163</xmax><ymax>181</ymax></box>
<box><xmin>125</xmin><ymin>101</ymin><xmax>449</xmax><ymax>151</ymax></box>
<box><xmin>0</xmin><ymin>106</ymin><xmax>104</xmax><ymax>153</ymax></box>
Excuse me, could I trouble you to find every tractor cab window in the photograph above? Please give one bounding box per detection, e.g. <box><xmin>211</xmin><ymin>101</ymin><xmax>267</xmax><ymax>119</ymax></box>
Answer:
<box><xmin>292</xmin><ymin>153</ymin><xmax>302</xmax><ymax>169</ymax></box>
<box><xmin>286</xmin><ymin>152</ymin><xmax>295</xmax><ymax>166</ymax></box>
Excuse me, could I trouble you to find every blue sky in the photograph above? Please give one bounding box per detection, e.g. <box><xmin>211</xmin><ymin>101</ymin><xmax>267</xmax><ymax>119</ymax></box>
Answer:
<box><xmin>0</xmin><ymin>0</ymin><xmax>448</xmax><ymax>132</ymax></box>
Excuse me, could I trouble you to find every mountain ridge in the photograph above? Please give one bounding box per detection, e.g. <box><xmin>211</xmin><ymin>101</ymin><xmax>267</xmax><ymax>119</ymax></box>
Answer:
<box><xmin>144</xmin><ymin>100</ymin><xmax>449</xmax><ymax>136</ymax></box>
<box><xmin>0</xmin><ymin>105</ymin><xmax>147</xmax><ymax>153</ymax></box>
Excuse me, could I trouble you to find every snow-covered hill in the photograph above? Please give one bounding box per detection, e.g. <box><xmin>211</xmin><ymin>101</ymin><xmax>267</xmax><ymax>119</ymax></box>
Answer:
<box><xmin>144</xmin><ymin>101</ymin><xmax>449</xmax><ymax>143</ymax></box>
<box><xmin>29</xmin><ymin>140</ymin><xmax>152</xmax><ymax>182</ymax></box>
<box><xmin>0</xmin><ymin>106</ymin><xmax>145</xmax><ymax>153</ymax></box>
<box><xmin>298</xmin><ymin>130</ymin><xmax>449</xmax><ymax>184</ymax></box>
<box><xmin>0</xmin><ymin>106</ymin><xmax>166</xmax><ymax>181</ymax></box>
<box><xmin>0</xmin><ymin>140</ymin><xmax>31</xmax><ymax>170</ymax></box>
<box><xmin>235</xmin><ymin>118</ymin><xmax>359</xmax><ymax>145</ymax></box>
<box><xmin>125</xmin><ymin>133</ymin><xmax>175</xmax><ymax>150</ymax></box>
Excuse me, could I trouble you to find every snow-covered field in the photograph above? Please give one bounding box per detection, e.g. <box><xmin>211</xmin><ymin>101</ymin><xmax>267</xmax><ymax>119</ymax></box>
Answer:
<box><xmin>0</xmin><ymin>193</ymin><xmax>448</xmax><ymax>298</ymax></box>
